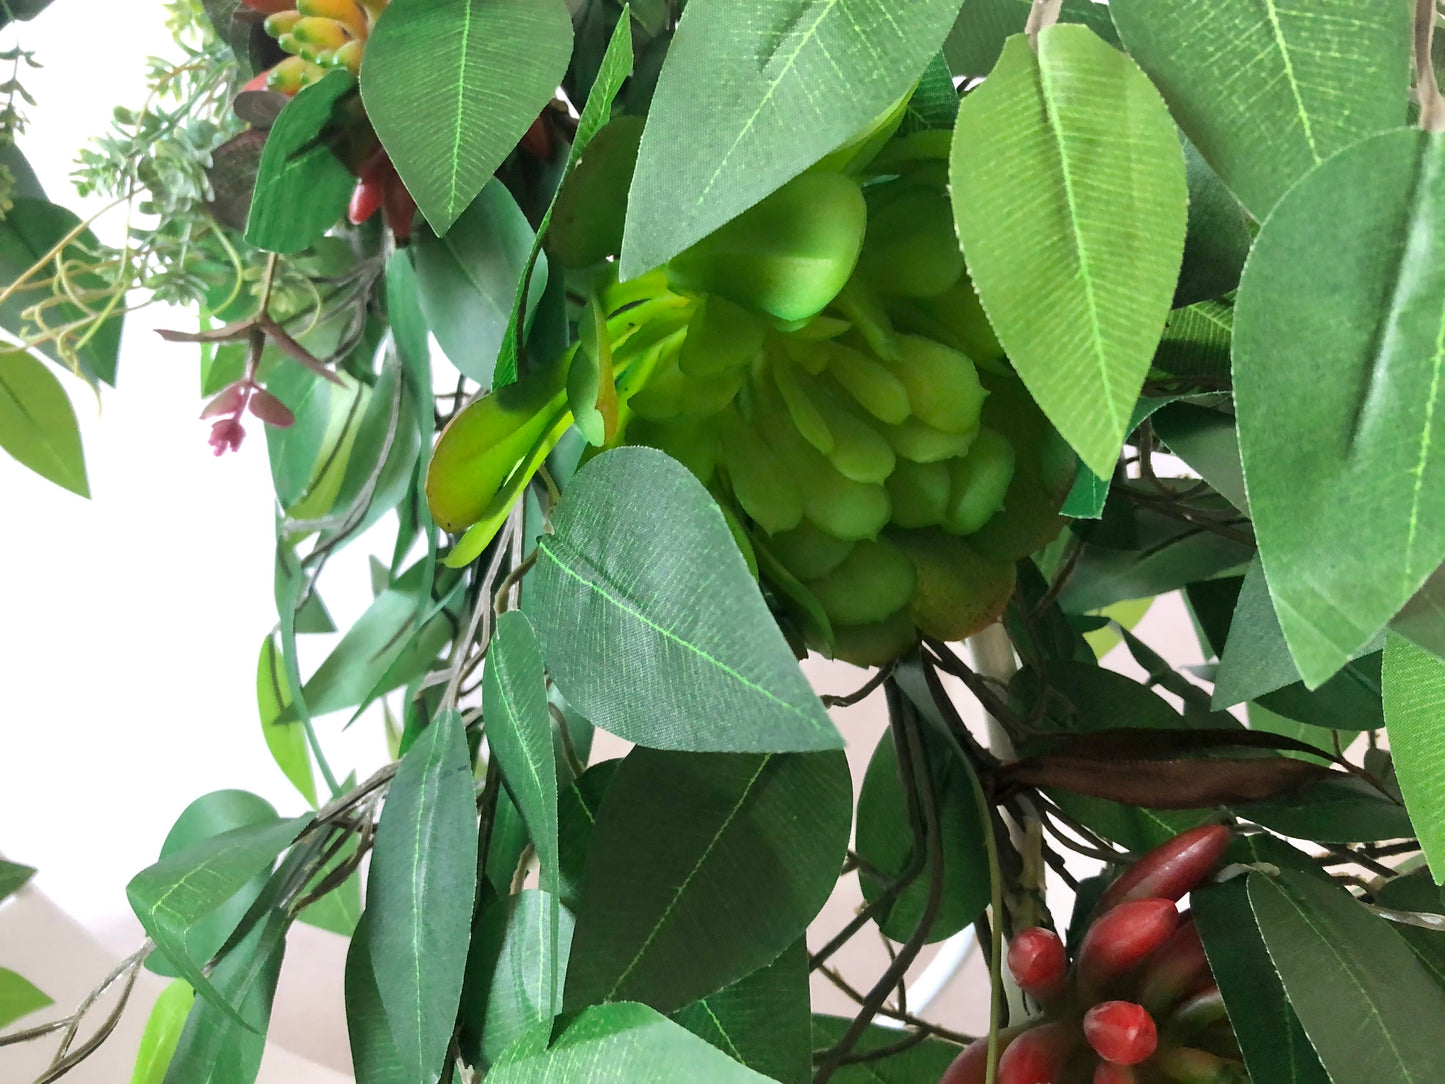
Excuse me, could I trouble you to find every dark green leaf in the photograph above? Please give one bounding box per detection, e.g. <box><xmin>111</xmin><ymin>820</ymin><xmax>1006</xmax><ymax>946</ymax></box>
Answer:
<box><xmin>346</xmin><ymin>913</ymin><xmax>409</xmax><ymax>1084</ymax></box>
<box><xmin>1150</xmin><ymin>401</ymin><xmax>1247</xmax><ymax>515</ymax></box>
<box><xmin>360</xmin><ymin>0</ymin><xmax>574</xmax><ymax>234</ymax></box>
<box><xmin>244</xmin><ymin>72</ymin><xmax>358</xmax><ymax>254</ymax></box>
<box><xmin>1242</xmin><ymin>775</ymin><xmax>1413</xmax><ymax>844</ymax></box>
<box><xmin>1011</xmin><ymin>661</ymin><xmax>1185</xmax><ymax>736</ymax></box>
<box><xmin>1235</xmin><ymin>129</ymin><xmax>1445</xmax><ymax>687</ymax></box>
<box><xmin>1111</xmin><ymin>0</ymin><xmax>1412</xmax><ymax>219</ymax></box>
<box><xmin>672</xmin><ymin>942</ymin><xmax>811</xmax><ymax>1084</ymax></box>
<box><xmin>1384</xmin><ymin>633</ymin><xmax>1445</xmax><ymax>882</ymax></box>
<box><xmin>1173</xmin><ymin>136</ymin><xmax>1252</xmax><ymax>307</ymax></box>
<box><xmin>899</xmin><ymin>52</ymin><xmax>959</xmax><ymax>135</ymax></box>
<box><xmin>1061</xmin><ymin>397</ymin><xmax>1179</xmax><ymax>519</ymax></box>
<box><xmin>1250</xmin><ymin>868</ymin><xmax>1445</xmax><ymax>1084</ymax></box>
<box><xmin>0</xmin><ymin>859</ymin><xmax>35</xmax><ymax>904</ymax></box>
<box><xmin>621</xmin><ymin>0</ymin><xmax>962</xmax><ymax>276</ymax></box>
<box><xmin>129</xmin><ymin>978</ymin><xmax>193</xmax><ymax>1084</ymax></box>
<box><xmin>943</xmin><ymin>0</ymin><xmax>1118</xmax><ymax>77</ymax></box>
<box><xmin>1153</xmin><ymin>297</ymin><xmax>1232</xmax><ymax>380</ymax></box>
<box><xmin>0</xmin><ymin>347</ymin><xmax>88</xmax><ymax>497</ymax></box>
<box><xmin>564</xmin><ymin>747</ymin><xmax>851</xmax><ymax>1013</ymax></box>
<box><xmin>950</xmin><ymin>26</ymin><xmax>1188</xmax><ymax>478</ymax></box>
<box><xmin>557</xmin><ymin>760</ymin><xmax>618</xmax><ymax>913</ymax></box>
<box><xmin>810</xmin><ymin>1014</ymin><xmax>962</xmax><ymax>1084</ymax></box>
<box><xmin>296</xmin><ymin>833</ymin><xmax>362</xmax><ymax>937</ymax></box>
<box><xmin>365</xmin><ymin>708</ymin><xmax>477</xmax><ymax>1084</ymax></box>
<box><xmin>547</xmin><ymin>116</ymin><xmax>643</xmax><ymax>269</ymax></box>
<box><xmin>1375</xmin><ymin>871</ymin><xmax>1445</xmax><ymax>986</ymax></box>
<box><xmin>528</xmin><ymin>447</ymin><xmax>840</xmax><ymax>753</ymax></box>
<box><xmin>0</xmin><ymin>968</ymin><xmax>50</xmax><ymax>1030</ymax></box>
<box><xmin>1393</xmin><ymin>563</ymin><xmax>1445</xmax><ymax>664</ymax></box>
<box><xmin>1194</xmin><ymin>879</ymin><xmax>1329</xmax><ymax>1084</ymax></box>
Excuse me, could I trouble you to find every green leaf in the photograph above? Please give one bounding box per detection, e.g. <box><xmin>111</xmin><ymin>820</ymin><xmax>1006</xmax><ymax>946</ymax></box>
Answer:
<box><xmin>0</xmin><ymin>859</ymin><xmax>35</xmax><ymax>904</ymax></box>
<box><xmin>365</xmin><ymin>708</ymin><xmax>478</xmax><ymax>1084</ymax></box>
<box><xmin>130</xmin><ymin>979</ymin><xmax>193</xmax><ymax>1084</ymax></box>
<box><xmin>410</xmin><ymin>180</ymin><xmax>546</xmax><ymax>385</ymax></box>
<box><xmin>126</xmin><ymin>816</ymin><xmax>308</xmax><ymax>1029</ymax></box>
<box><xmin>1241</xmin><ymin>775</ymin><xmax>1414</xmax><ymax>844</ymax></box>
<box><xmin>0</xmin><ymin>968</ymin><xmax>50</xmax><ymax>1029</ymax></box>
<box><xmin>161</xmin><ymin>909</ymin><xmax>288</xmax><ymax>1084</ymax></box>
<box><xmin>0</xmin><ymin>197</ymin><xmax>122</xmax><ymax>385</ymax></box>
<box><xmin>1193</xmin><ymin>879</ymin><xmax>1329</xmax><ymax>1084</ymax></box>
<box><xmin>1150</xmin><ymin>401</ymin><xmax>1247</xmax><ymax>515</ymax></box>
<box><xmin>672</xmin><ymin>942</ymin><xmax>811</xmax><ymax>1084</ymax></box>
<box><xmin>1011</xmin><ymin>660</ymin><xmax>1188</xmax><ymax>735</ymax></box>
<box><xmin>1250</xmin><ymin>868</ymin><xmax>1445</xmax><ymax>1084</ymax></box>
<box><xmin>547</xmin><ymin>115</ymin><xmax>644</xmax><ymax>269</ymax></box>
<box><xmin>557</xmin><ymin>760</ymin><xmax>619</xmax><ymax>913</ymax></box>
<box><xmin>563</xmin><ymin>747</ymin><xmax>851</xmax><ymax>1013</ymax></box>
<box><xmin>620</xmin><ymin>0</ymin><xmax>962</xmax><ymax>277</ymax></box>
<box><xmin>1384</xmin><ymin>633</ymin><xmax>1445</xmax><ymax>883</ymax></box>
<box><xmin>1153</xmin><ymin>297</ymin><xmax>1233</xmax><ymax>381</ymax></box>
<box><xmin>296</xmin><ymin>833</ymin><xmax>362</xmax><ymax>937</ymax></box>
<box><xmin>810</xmin><ymin>1015</ymin><xmax>962</xmax><ymax>1084</ymax></box>
<box><xmin>1393</xmin><ymin>564</ymin><xmax>1445</xmax><ymax>664</ymax></box>
<box><xmin>1110</xmin><ymin>0</ymin><xmax>1412</xmax><ymax>219</ymax></box>
<box><xmin>346</xmin><ymin>914</ymin><xmax>409</xmax><ymax>1084</ymax></box>
<box><xmin>256</xmin><ymin>635</ymin><xmax>317</xmax><ymax>807</ymax></box>
<box><xmin>528</xmin><ymin>447</ymin><xmax>840</xmax><ymax>754</ymax></box>
<box><xmin>943</xmin><ymin>0</ymin><xmax>1119</xmax><ymax>78</ymax></box>
<box><xmin>244</xmin><ymin>72</ymin><xmax>358</xmax><ymax>254</ymax></box>
<box><xmin>1234</xmin><ymin>130</ymin><xmax>1445</xmax><ymax>687</ymax></box>
<box><xmin>1060</xmin><ymin>397</ymin><xmax>1179</xmax><ymax>520</ymax></box>
<box><xmin>899</xmin><ymin>52</ymin><xmax>959</xmax><ymax>135</ymax></box>
<box><xmin>0</xmin><ymin>347</ymin><xmax>88</xmax><ymax>496</ymax></box>
<box><xmin>461</xmin><ymin>889</ymin><xmax>576</xmax><ymax>1067</ymax></box>
<box><xmin>360</xmin><ymin>0</ymin><xmax>574</xmax><ymax>235</ymax></box>
<box><xmin>325</xmin><ymin>359</ymin><xmax>423</xmax><ymax>539</ymax></box>
<box><xmin>483</xmin><ymin>611</ymin><xmax>561</xmax><ymax>998</ymax></box>
<box><xmin>143</xmin><ymin>790</ymin><xmax>282</xmax><ymax>983</ymax></box>
<box><xmin>1375</xmin><ymin>870</ymin><xmax>1445</xmax><ymax>986</ymax></box>
<box><xmin>950</xmin><ymin>26</ymin><xmax>1188</xmax><ymax>478</ymax></box>
<box><xmin>274</xmin><ymin>542</ymin><xmax>335</xmax><ymax>635</ymax></box>
<box><xmin>486</xmin><ymin>1002</ymin><xmax>781</xmax><ymax>1083</ymax></box>
<box><xmin>265</xmin><ymin>363</ymin><xmax>369</xmax><ymax>514</ymax></box>
<box><xmin>1173</xmin><ymin>136</ymin><xmax>1252</xmax><ymax>308</ymax></box>
<box><xmin>855</xmin><ymin>728</ymin><xmax>990</xmax><ymax>944</ymax></box>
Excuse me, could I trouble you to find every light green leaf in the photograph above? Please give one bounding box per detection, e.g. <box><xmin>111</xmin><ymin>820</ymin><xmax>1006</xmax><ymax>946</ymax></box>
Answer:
<box><xmin>345</xmin><ymin>914</ymin><xmax>409</xmax><ymax>1084</ymax></box>
<box><xmin>811</xmin><ymin>1015</ymin><xmax>962</xmax><ymax>1084</ymax></box>
<box><xmin>527</xmin><ymin>447</ymin><xmax>840</xmax><ymax>753</ymax></box>
<box><xmin>126</xmin><ymin>816</ymin><xmax>308</xmax><ymax>1029</ymax></box>
<box><xmin>365</xmin><ymin>708</ymin><xmax>477</xmax><ymax>1084</ymax></box>
<box><xmin>950</xmin><ymin>27</ymin><xmax>1188</xmax><ymax>478</ymax></box>
<box><xmin>0</xmin><ymin>347</ymin><xmax>88</xmax><ymax>496</ymax></box>
<box><xmin>1153</xmin><ymin>298</ymin><xmax>1233</xmax><ymax>381</ymax></box>
<box><xmin>0</xmin><ymin>859</ymin><xmax>35</xmax><ymax>904</ymax></box>
<box><xmin>486</xmin><ymin>1002</ymin><xmax>781</xmax><ymax>1083</ymax></box>
<box><xmin>1250</xmin><ymin>868</ymin><xmax>1445</xmax><ymax>1084</ymax></box>
<box><xmin>1384</xmin><ymin>633</ymin><xmax>1445</xmax><ymax>883</ymax></box>
<box><xmin>563</xmin><ymin>747</ymin><xmax>851</xmax><ymax>1013</ymax></box>
<box><xmin>1110</xmin><ymin>0</ymin><xmax>1412</xmax><ymax>219</ymax></box>
<box><xmin>410</xmin><ymin>181</ymin><xmax>546</xmax><ymax>385</ymax></box>
<box><xmin>256</xmin><ymin>635</ymin><xmax>316</xmax><ymax>807</ymax></box>
<box><xmin>265</xmin><ymin>363</ymin><xmax>369</xmax><ymax>516</ymax></box>
<box><xmin>0</xmin><ymin>968</ymin><xmax>50</xmax><ymax>1030</ymax></box>
<box><xmin>1234</xmin><ymin>130</ymin><xmax>1445</xmax><ymax>687</ymax></box>
<box><xmin>620</xmin><ymin>0</ymin><xmax>962</xmax><ymax>277</ymax></box>
<box><xmin>672</xmin><ymin>942</ymin><xmax>811</xmax><ymax>1084</ymax></box>
<box><xmin>244</xmin><ymin>71</ymin><xmax>357</xmax><ymax>254</ymax></box>
<box><xmin>130</xmin><ymin>979</ymin><xmax>193</xmax><ymax>1084</ymax></box>
<box><xmin>360</xmin><ymin>0</ymin><xmax>574</xmax><ymax>235</ymax></box>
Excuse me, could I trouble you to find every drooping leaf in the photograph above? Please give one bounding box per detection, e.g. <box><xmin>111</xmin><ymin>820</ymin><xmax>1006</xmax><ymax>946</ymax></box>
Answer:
<box><xmin>527</xmin><ymin>447</ymin><xmax>841</xmax><ymax>753</ymax></box>
<box><xmin>361</xmin><ymin>0</ymin><xmax>574</xmax><ymax>235</ymax></box>
<box><xmin>563</xmin><ymin>747</ymin><xmax>851</xmax><ymax>1013</ymax></box>
<box><xmin>0</xmin><ymin>968</ymin><xmax>50</xmax><ymax>1029</ymax></box>
<box><xmin>1110</xmin><ymin>0</ymin><xmax>1413</xmax><ymax>218</ymax></box>
<box><xmin>255</xmin><ymin>635</ymin><xmax>316</xmax><ymax>807</ymax></box>
<box><xmin>0</xmin><ymin>859</ymin><xmax>36</xmax><ymax>904</ymax></box>
<box><xmin>244</xmin><ymin>72</ymin><xmax>358</xmax><ymax>254</ymax></box>
<box><xmin>671</xmin><ymin>942</ymin><xmax>811</xmax><ymax>1084</ymax></box>
<box><xmin>1250</xmin><ymin>868</ymin><xmax>1445</xmax><ymax>1084</ymax></box>
<box><xmin>1234</xmin><ymin>129</ymin><xmax>1445</xmax><ymax>687</ymax></box>
<box><xmin>129</xmin><ymin>979</ymin><xmax>194</xmax><ymax>1084</ymax></box>
<box><xmin>0</xmin><ymin>347</ymin><xmax>89</xmax><ymax>496</ymax></box>
<box><xmin>365</xmin><ymin>709</ymin><xmax>478</xmax><ymax>1084</ymax></box>
<box><xmin>810</xmin><ymin>1014</ymin><xmax>962</xmax><ymax>1084</ymax></box>
<box><xmin>345</xmin><ymin>914</ymin><xmax>409</xmax><ymax>1084</ymax></box>
<box><xmin>620</xmin><ymin>0</ymin><xmax>962</xmax><ymax>277</ymax></box>
<box><xmin>1384</xmin><ymin>633</ymin><xmax>1445</xmax><ymax>882</ymax></box>
<box><xmin>950</xmin><ymin>26</ymin><xmax>1188</xmax><ymax>478</ymax></box>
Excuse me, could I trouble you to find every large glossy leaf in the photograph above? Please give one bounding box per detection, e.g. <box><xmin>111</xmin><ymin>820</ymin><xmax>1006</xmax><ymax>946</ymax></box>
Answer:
<box><xmin>487</xmin><ymin>1002</ymin><xmax>781</xmax><ymax>1083</ymax></box>
<box><xmin>950</xmin><ymin>26</ymin><xmax>1188</xmax><ymax>478</ymax></box>
<box><xmin>1194</xmin><ymin>878</ymin><xmax>1329</xmax><ymax>1084</ymax></box>
<box><xmin>129</xmin><ymin>979</ymin><xmax>193</xmax><ymax>1084</ymax></box>
<box><xmin>361</xmin><ymin>0</ymin><xmax>574</xmax><ymax>235</ymax></box>
<box><xmin>126</xmin><ymin>816</ymin><xmax>308</xmax><ymax>1028</ymax></box>
<box><xmin>1250</xmin><ymin>868</ymin><xmax>1445</xmax><ymax>1084</ymax></box>
<box><xmin>672</xmin><ymin>942</ymin><xmax>810</xmax><ymax>1084</ymax></box>
<box><xmin>365</xmin><ymin>709</ymin><xmax>478</xmax><ymax>1084</ymax></box>
<box><xmin>0</xmin><ymin>197</ymin><xmax>122</xmax><ymax>385</ymax></box>
<box><xmin>410</xmin><ymin>181</ymin><xmax>546</xmax><ymax>385</ymax></box>
<box><xmin>244</xmin><ymin>72</ymin><xmax>357</xmax><ymax>254</ymax></box>
<box><xmin>1110</xmin><ymin>0</ymin><xmax>1412</xmax><ymax>218</ymax></box>
<box><xmin>1235</xmin><ymin>130</ymin><xmax>1445</xmax><ymax>687</ymax></box>
<box><xmin>563</xmin><ymin>747</ymin><xmax>851</xmax><ymax>1013</ymax></box>
<box><xmin>1384</xmin><ymin>633</ymin><xmax>1445</xmax><ymax>882</ymax></box>
<box><xmin>0</xmin><ymin>969</ymin><xmax>50</xmax><ymax>1029</ymax></box>
<box><xmin>0</xmin><ymin>858</ymin><xmax>36</xmax><ymax>904</ymax></box>
<box><xmin>620</xmin><ymin>0</ymin><xmax>961</xmax><ymax>277</ymax></box>
<box><xmin>345</xmin><ymin>915</ymin><xmax>409</xmax><ymax>1084</ymax></box>
<box><xmin>528</xmin><ymin>447</ymin><xmax>840</xmax><ymax>753</ymax></box>
<box><xmin>0</xmin><ymin>347</ymin><xmax>88</xmax><ymax>496</ymax></box>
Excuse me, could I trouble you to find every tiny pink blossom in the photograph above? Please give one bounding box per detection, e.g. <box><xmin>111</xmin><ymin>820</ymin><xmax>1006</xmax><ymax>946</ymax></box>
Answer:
<box><xmin>200</xmin><ymin>383</ymin><xmax>248</xmax><ymax>419</ymax></box>
<box><xmin>208</xmin><ymin>417</ymin><xmax>246</xmax><ymax>456</ymax></box>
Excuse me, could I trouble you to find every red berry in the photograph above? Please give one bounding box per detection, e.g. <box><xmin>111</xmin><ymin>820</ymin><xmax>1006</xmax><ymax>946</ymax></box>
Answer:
<box><xmin>938</xmin><ymin>1027</ymin><xmax>1030</xmax><ymax>1084</ymax></box>
<box><xmin>1094</xmin><ymin>1061</ymin><xmax>1137</xmax><ymax>1084</ymax></box>
<box><xmin>1083</xmin><ymin>1002</ymin><xmax>1157</xmax><ymax>1065</ymax></box>
<box><xmin>1077</xmin><ymin>898</ymin><xmax>1179</xmax><ymax>999</ymax></box>
<box><xmin>241</xmin><ymin>0</ymin><xmax>293</xmax><ymax>12</ymax></box>
<box><xmin>382</xmin><ymin>172</ymin><xmax>417</xmax><ymax>242</ymax></box>
<box><xmin>348</xmin><ymin>155</ymin><xmax>387</xmax><ymax>226</ymax></box>
<box><xmin>996</xmin><ymin>1023</ymin><xmax>1074</xmax><ymax>1084</ymax></box>
<box><xmin>1138</xmin><ymin>919</ymin><xmax>1211</xmax><ymax>1013</ymax></box>
<box><xmin>520</xmin><ymin>114</ymin><xmax>552</xmax><ymax>159</ymax></box>
<box><xmin>240</xmin><ymin>71</ymin><xmax>271</xmax><ymax>94</ymax></box>
<box><xmin>1007</xmin><ymin>927</ymin><xmax>1068</xmax><ymax>1002</ymax></box>
<box><xmin>1098</xmin><ymin>826</ymin><xmax>1230</xmax><ymax>914</ymax></box>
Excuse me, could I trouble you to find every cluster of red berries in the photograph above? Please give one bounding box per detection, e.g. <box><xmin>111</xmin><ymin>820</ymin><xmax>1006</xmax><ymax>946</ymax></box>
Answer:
<box><xmin>941</xmin><ymin>826</ymin><xmax>1243</xmax><ymax>1084</ymax></box>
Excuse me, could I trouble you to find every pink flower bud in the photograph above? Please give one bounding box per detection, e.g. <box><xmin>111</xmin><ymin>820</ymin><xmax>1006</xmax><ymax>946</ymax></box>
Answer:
<box><xmin>208</xmin><ymin>417</ymin><xmax>246</xmax><ymax>456</ymax></box>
